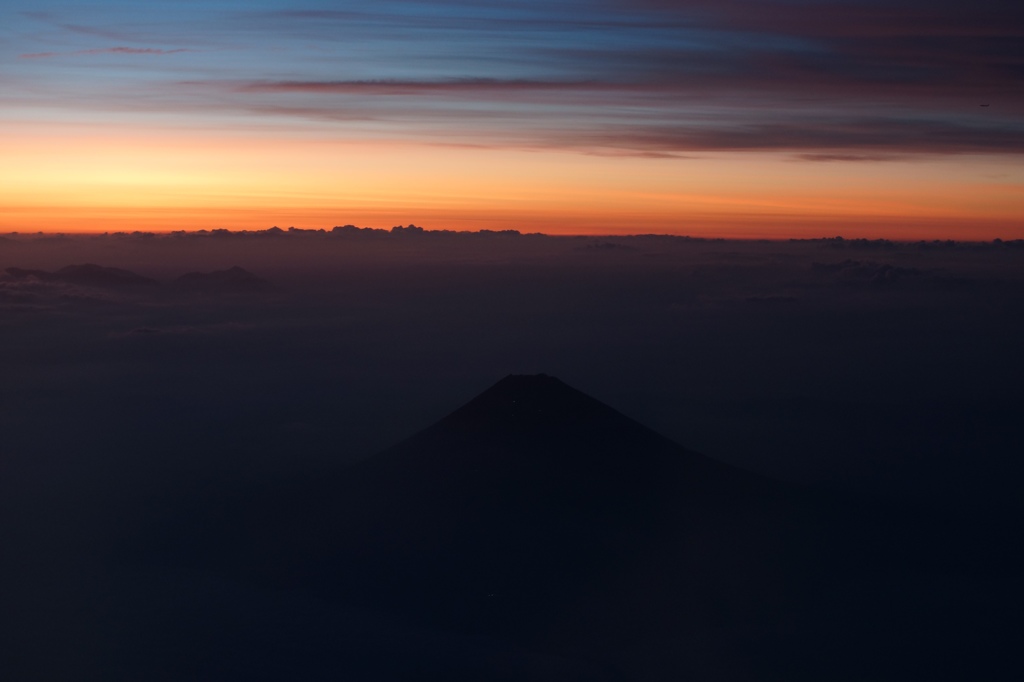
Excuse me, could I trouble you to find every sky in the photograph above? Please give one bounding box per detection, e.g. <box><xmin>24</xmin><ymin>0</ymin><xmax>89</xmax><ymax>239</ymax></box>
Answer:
<box><xmin>2</xmin><ymin>0</ymin><xmax>1023</xmax><ymax>238</ymax></box>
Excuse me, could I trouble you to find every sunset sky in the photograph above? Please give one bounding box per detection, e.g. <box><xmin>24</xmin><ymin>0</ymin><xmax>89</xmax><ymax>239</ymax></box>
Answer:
<box><xmin>3</xmin><ymin>0</ymin><xmax>1023</xmax><ymax>238</ymax></box>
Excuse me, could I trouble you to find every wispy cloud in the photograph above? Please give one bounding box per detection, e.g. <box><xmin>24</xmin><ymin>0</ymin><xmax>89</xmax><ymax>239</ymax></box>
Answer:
<box><xmin>59</xmin><ymin>22</ymin><xmax>140</xmax><ymax>41</ymax></box>
<box><xmin>20</xmin><ymin>47</ymin><xmax>194</xmax><ymax>59</ymax></box>
<box><xmin>7</xmin><ymin>0</ymin><xmax>1024</xmax><ymax>158</ymax></box>
<box><xmin>237</xmin><ymin>79</ymin><xmax>615</xmax><ymax>95</ymax></box>
<box><xmin>172</xmin><ymin>75</ymin><xmax>1024</xmax><ymax>156</ymax></box>
<box><xmin>793</xmin><ymin>154</ymin><xmax>903</xmax><ymax>163</ymax></box>
<box><xmin>570</xmin><ymin>119</ymin><xmax>1024</xmax><ymax>155</ymax></box>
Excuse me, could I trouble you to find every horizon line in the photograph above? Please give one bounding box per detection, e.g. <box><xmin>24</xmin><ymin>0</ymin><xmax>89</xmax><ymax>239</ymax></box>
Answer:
<box><xmin>2</xmin><ymin>226</ymin><xmax>1020</xmax><ymax>245</ymax></box>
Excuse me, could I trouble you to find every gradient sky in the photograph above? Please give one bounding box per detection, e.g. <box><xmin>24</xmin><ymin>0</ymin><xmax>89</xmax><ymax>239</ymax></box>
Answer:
<box><xmin>3</xmin><ymin>0</ymin><xmax>1023</xmax><ymax>237</ymax></box>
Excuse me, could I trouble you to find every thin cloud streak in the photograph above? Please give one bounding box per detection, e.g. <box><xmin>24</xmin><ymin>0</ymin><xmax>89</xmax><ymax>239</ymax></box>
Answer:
<box><xmin>169</xmin><ymin>77</ymin><xmax>1024</xmax><ymax>156</ymax></box>
<box><xmin>238</xmin><ymin>79</ymin><xmax>617</xmax><ymax>95</ymax></box>
<box><xmin>230</xmin><ymin>68</ymin><xmax>1024</xmax><ymax>108</ymax></box>
<box><xmin>20</xmin><ymin>47</ymin><xmax>194</xmax><ymax>59</ymax></box>
<box><xmin>793</xmin><ymin>154</ymin><xmax>905</xmax><ymax>163</ymax></box>
<box><xmin>572</xmin><ymin>119</ymin><xmax>1024</xmax><ymax>155</ymax></box>
<box><xmin>625</xmin><ymin>0</ymin><xmax>1024</xmax><ymax>38</ymax></box>
<box><xmin>84</xmin><ymin>47</ymin><xmax>192</xmax><ymax>55</ymax></box>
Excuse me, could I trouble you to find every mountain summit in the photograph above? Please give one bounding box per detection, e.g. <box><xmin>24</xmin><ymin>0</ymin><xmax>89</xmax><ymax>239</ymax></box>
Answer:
<box><xmin>423</xmin><ymin>374</ymin><xmax>703</xmax><ymax>457</ymax></box>
<box><xmin>440</xmin><ymin>373</ymin><xmax>618</xmax><ymax>428</ymax></box>
<box><xmin>361</xmin><ymin>373</ymin><xmax>732</xmax><ymax>497</ymax></box>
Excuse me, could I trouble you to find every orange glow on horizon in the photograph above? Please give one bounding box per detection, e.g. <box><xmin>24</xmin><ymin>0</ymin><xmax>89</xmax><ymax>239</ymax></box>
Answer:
<box><xmin>3</xmin><ymin>122</ymin><xmax>1022</xmax><ymax>240</ymax></box>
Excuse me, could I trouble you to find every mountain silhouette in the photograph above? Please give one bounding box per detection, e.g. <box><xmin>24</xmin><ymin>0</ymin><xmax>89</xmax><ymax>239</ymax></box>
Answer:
<box><xmin>5</xmin><ymin>263</ymin><xmax>157</xmax><ymax>289</ymax></box>
<box><xmin>172</xmin><ymin>266</ymin><xmax>272</xmax><ymax>293</ymax></box>
<box><xmin>139</xmin><ymin>375</ymin><xmax>1017</xmax><ymax>681</ymax></box>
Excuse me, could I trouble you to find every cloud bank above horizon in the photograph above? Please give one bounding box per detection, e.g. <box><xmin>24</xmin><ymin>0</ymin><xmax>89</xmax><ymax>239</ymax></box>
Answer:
<box><xmin>2</xmin><ymin>0</ymin><xmax>1023</xmax><ymax>237</ymax></box>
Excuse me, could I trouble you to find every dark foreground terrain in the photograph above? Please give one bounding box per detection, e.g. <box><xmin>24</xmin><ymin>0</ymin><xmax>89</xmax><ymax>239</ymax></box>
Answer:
<box><xmin>2</xmin><ymin>230</ymin><xmax>1023</xmax><ymax>679</ymax></box>
<box><xmin>135</xmin><ymin>375</ymin><xmax>1021</xmax><ymax>680</ymax></box>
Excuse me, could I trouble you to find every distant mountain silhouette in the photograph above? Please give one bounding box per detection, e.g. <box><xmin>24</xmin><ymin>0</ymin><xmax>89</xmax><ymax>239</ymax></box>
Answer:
<box><xmin>172</xmin><ymin>266</ymin><xmax>272</xmax><ymax>293</ymax></box>
<box><xmin>5</xmin><ymin>263</ymin><xmax>157</xmax><ymax>289</ymax></box>
<box><xmin>141</xmin><ymin>375</ymin><xmax>1018</xmax><ymax>681</ymax></box>
<box><xmin>4</xmin><ymin>267</ymin><xmax>49</xmax><ymax>280</ymax></box>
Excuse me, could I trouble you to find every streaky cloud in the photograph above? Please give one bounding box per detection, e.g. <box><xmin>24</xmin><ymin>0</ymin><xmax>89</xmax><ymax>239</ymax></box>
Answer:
<box><xmin>238</xmin><ymin>79</ymin><xmax>616</xmax><ymax>95</ymax></box>
<box><xmin>20</xmin><ymin>46</ymin><xmax>193</xmax><ymax>59</ymax></box>
<box><xmin>568</xmin><ymin>118</ymin><xmax>1024</xmax><ymax>155</ymax></box>
<box><xmin>794</xmin><ymin>153</ymin><xmax>904</xmax><ymax>163</ymax></box>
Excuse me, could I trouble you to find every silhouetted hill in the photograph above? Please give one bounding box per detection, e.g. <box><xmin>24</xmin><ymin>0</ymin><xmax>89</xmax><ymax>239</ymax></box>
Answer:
<box><xmin>140</xmin><ymin>375</ymin><xmax>1019</xmax><ymax>681</ymax></box>
<box><xmin>172</xmin><ymin>266</ymin><xmax>272</xmax><ymax>293</ymax></box>
<box><xmin>4</xmin><ymin>267</ymin><xmax>50</xmax><ymax>280</ymax></box>
<box><xmin>5</xmin><ymin>263</ymin><xmax>157</xmax><ymax>288</ymax></box>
